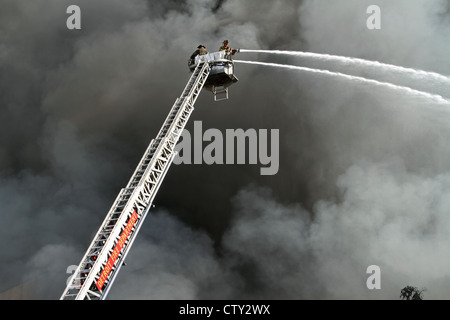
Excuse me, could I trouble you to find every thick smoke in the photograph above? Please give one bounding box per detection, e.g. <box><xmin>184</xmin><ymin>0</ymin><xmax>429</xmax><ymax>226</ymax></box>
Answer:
<box><xmin>1</xmin><ymin>0</ymin><xmax>449</xmax><ymax>299</ymax></box>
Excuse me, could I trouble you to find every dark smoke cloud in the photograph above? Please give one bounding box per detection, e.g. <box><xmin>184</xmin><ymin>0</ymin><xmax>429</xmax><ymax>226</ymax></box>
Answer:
<box><xmin>1</xmin><ymin>0</ymin><xmax>449</xmax><ymax>299</ymax></box>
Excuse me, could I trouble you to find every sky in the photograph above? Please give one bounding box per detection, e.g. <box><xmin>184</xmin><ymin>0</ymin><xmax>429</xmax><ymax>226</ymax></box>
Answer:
<box><xmin>0</xmin><ymin>0</ymin><xmax>450</xmax><ymax>299</ymax></box>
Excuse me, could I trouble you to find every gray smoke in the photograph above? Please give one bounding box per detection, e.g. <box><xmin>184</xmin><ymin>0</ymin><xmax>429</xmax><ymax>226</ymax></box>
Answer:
<box><xmin>1</xmin><ymin>0</ymin><xmax>450</xmax><ymax>299</ymax></box>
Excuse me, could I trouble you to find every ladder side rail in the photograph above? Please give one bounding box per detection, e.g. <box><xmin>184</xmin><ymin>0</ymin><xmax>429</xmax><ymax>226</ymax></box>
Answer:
<box><xmin>161</xmin><ymin>63</ymin><xmax>210</xmax><ymax>147</ymax></box>
<box><xmin>61</xmin><ymin>62</ymin><xmax>211</xmax><ymax>300</ymax></box>
<box><xmin>123</xmin><ymin>62</ymin><xmax>209</xmax><ymax>192</ymax></box>
<box><xmin>90</xmin><ymin>63</ymin><xmax>212</xmax><ymax>298</ymax></box>
<box><xmin>122</xmin><ymin>138</ymin><xmax>156</xmax><ymax>189</ymax></box>
<box><xmin>60</xmin><ymin>142</ymin><xmax>155</xmax><ymax>300</ymax></box>
<box><xmin>61</xmin><ymin>141</ymin><xmax>156</xmax><ymax>299</ymax></box>
<box><xmin>101</xmin><ymin>150</ymin><xmax>178</xmax><ymax>299</ymax></box>
<box><xmin>150</xmin><ymin>62</ymin><xmax>209</xmax><ymax>146</ymax></box>
<box><xmin>122</xmin><ymin>62</ymin><xmax>210</xmax><ymax>194</ymax></box>
<box><xmin>74</xmin><ymin>117</ymin><xmax>192</xmax><ymax>299</ymax></box>
<box><xmin>87</xmin><ymin>63</ymin><xmax>212</xmax><ymax>298</ymax></box>
<box><xmin>60</xmin><ymin>181</ymin><xmax>136</xmax><ymax>299</ymax></box>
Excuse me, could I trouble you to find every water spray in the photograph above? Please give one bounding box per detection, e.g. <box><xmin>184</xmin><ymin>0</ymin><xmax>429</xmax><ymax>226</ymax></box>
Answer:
<box><xmin>239</xmin><ymin>49</ymin><xmax>450</xmax><ymax>85</ymax></box>
<box><xmin>234</xmin><ymin>59</ymin><xmax>450</xmax><ymax>105</ymax></box>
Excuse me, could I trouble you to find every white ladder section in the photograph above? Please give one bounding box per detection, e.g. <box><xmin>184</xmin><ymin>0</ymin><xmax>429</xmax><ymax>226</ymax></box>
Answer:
<box><xmin>61</xmin><ymin>62</ymin><xmax>211</xmax><ymax>300</ymax></box>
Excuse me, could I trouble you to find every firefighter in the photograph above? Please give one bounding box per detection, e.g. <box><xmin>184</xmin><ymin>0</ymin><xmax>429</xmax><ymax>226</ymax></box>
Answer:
<box><xmin>190</xmin><ymin>44</ymin><xmax>208</xmax><ymax>60</ymax></box>
<box><xmin>219</xmin><ymin>40</ymin><xmax>231</xmax><ymax>53</ymax></box>
<box><xmin>188</xmin><ymin>44</ymin><xmax>208</xmax><ymax>70</ymax></box>
<box><xmin>219</xmin><ymin>40</ymin><xmax>238</xmax><ymax>56</ymax></box>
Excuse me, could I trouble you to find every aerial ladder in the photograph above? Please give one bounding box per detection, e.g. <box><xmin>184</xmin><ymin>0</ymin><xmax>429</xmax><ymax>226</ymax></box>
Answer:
<box><xmin>61</xmin><ymin>51</ymin><xmax>238</xmax><ymax>300</ymax></box>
